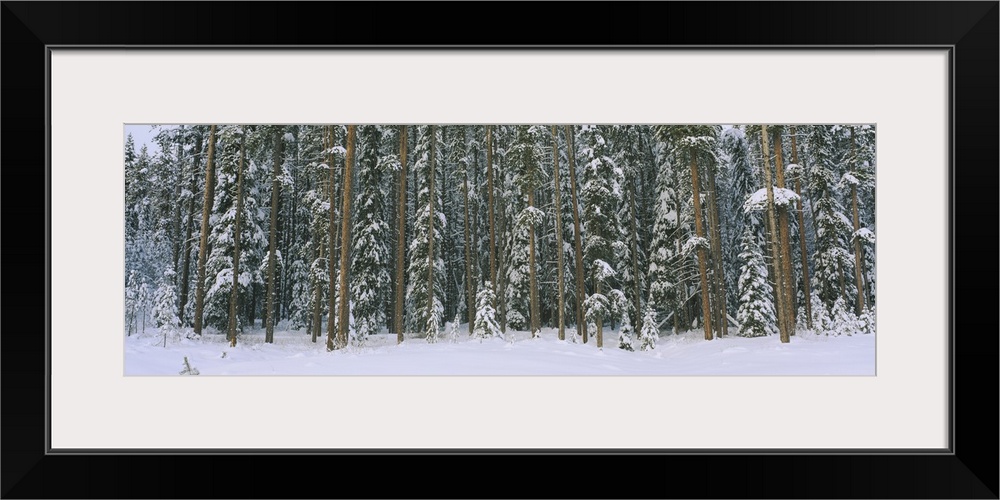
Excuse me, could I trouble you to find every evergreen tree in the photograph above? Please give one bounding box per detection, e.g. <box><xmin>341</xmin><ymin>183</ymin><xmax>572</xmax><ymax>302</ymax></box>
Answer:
<box><xmin>617</xmin><ymin>314</ymin><xmax>634</xmax><ymax>351</ymax></box>
<box><xmin>638</xmin><ymin>302</ymin><xmax>658</xmax><ymax>351</ymax></box>
<box><xmin>735</xmin><ymin>228</ymin><xmax>777</xmax><ymax>338</ymax></box>
<box><xmin>152</xmin><ymin>269</ymin><xmax>181</xmax><ymax>337</ymax></box>
<box><xmin>405</xmin><ymin>126</ymin><xmax>445</xmax><ymax>338</ymax></box>
<box><xmin>579</xmin><ymin>125</ymin><xmax>623</xmax><ymax>348</ymax></box>
<box><xmin>719</xmin><ymin>126</ymin><xmax>760</xmax><ymax>314</ymax></box>
<box><xmin>807</xmin><ymin>126</ymin><xmax>853</xmax><ymax>308</ymax></box>
<box><xmin>202</xmin><ymin>126</ymin><xmax>267</xmax><ymax>331</ymax></box>
<box><xmin>472</xmin><ymin>281</ymin><xmax>502</xmax><ymax>341</ymax></box>
<box><xmin>351</xmin><ymin>125</ymin><xmax>391</xmax><ymax>339</ymax></box>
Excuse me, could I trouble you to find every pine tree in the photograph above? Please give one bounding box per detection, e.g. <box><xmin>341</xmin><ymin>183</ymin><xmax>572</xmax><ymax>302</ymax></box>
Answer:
<box><xmin>472</xmin><ymin>281</ymin><xmax>502</xmax><ymax>341</ymax></box>
<box><xmin>152</xmin><ymin>268</ymin><xmax>181</xmax><ymax>342</ymax></box>
<box><xmin>829</xmin><ymin>296</ymin><xmax>858</xmax><ymax>336</ymax></box>
<box><xmin>508</xmin><ymin>125</ymin><xmax>546</xmax><ymax>337</ymax></box>
<box><xmin>646</xmin><ymin>133</ymin><xmax>681</xmax><ymax>326</ymax></box>
<box><xmin>449</xmin><ymin>312</ymin><xmax>462</xmax><ymax>343</ymax></box>
<box><xmin>720</xmin><ymin>127</ymin><xmax>761</xmax><ymax>316</ymax></box>
<box><xmin>580</xmin><ymin>125</ymin><xmax>623</xmax><ymax>349</ymax></box>
<box><xmin>638</xmin><ymin>302</ymin><xmax>658</xmax><ymax>351</ymax></box>
<box><xmin>405</xmin><ymin>126</ymin><xmax>445</xmax><ymax>339</ymax></box>
<box><xmin>810</xmin><ymin>290</ymin><xmax>832</xmax><ymax>335</ymax></box>
<box><xmin>617</xmin><ymin>313</ymin><xmax>634</xmax><ymax>351</ymax></box>
<box><xmin>736</xmin><ymin>228</ymin><xmax>777</xmax><ymax>338</ymax></box>
<box><xmin>808</xmin><ymin>126</ymin><xmax>853</xmax><ymax>309</ymax></box>
<box><xmin>351</xmin><ymin>125</ymin><xmax>391</xmax><ymax>340</ymax></box>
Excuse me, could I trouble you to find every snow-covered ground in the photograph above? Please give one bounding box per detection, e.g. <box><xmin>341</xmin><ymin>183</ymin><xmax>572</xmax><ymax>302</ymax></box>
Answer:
<box><xmin>125</xmin><ymin>324</ymin><xmax>875</xmax><ymax>376</ymax></box>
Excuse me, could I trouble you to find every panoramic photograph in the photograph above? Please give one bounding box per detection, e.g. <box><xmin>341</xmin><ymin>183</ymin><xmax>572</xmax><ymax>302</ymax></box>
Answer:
<box><xmin>124</xmin><ymin>124</ymin><xmax>875</xmax><ymax>375</ymax></box>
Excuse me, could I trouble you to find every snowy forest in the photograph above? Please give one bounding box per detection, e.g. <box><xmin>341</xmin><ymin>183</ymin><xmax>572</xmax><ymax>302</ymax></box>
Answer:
<box><xmin>125</xmin><ymin>124</ymin><xmax>875</xmax><ymax>375</ymax></box>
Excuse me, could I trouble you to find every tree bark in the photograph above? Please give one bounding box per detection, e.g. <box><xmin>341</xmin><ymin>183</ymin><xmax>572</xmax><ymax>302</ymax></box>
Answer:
<box><xmin>395</xmin><ymin>126</ymin><xmax>407</xmax><ymax>344</ymax></box>
<box><xmin>178</xmin><ymin>133</ymin><xmax>202</xmax><ymax>326</ymax></box>
<box><xmin>327</xmin><ymin>125</ymin><xmax>340</xmax><ymax>351</ymax></box>
<box><xmin>462</xmin><ymin>130</ymin><xmax>475</xmax><ymax>335</ymax></box>
<box><xmin>335</xmin><ymin>125</ymin><xmax>356</xmax><ymax>349</ymax></box>
<box><xmin>849</xmin><ymin>127</ymin><xmax>866</xmax><ymax>315</ymax></box>
<box><xmin>565</xmin><ymin>126</ymin><xmax>588</xmax><ymax>344</ymax></box>
<box><xmin>760</xmin><ymin>125</ymin><xmax>790</xmax><ymax>343</ymax></box>
<box><xmin>265</xmin><ymin>127</ymin><xmax>283</xmax><ymax>343</ymax></box>
<box><xmin>193</xmin><ymin>125</ymin><xmax>217</xmax><ymax>336</ymax></box>
<box><xmin>774</xmin><ymin>129</ymin><xmax>796</xmax><ymax>335</ymax></box>
<box><xmin>551</xmin><ymin>126</ymin><xmax>566</xmax><ymax>341</ymax></box>
<box><xmin>689</xmin><ymin>152</ymin><xmax>713</xmax><ymax>341</ymax></box>
<box><xmin>706</xmin><ymin>161</ymin><xmax>728</xmax><ymax>337</ymax></box>
<box><xmin>227</xmin><ymin>128</ymin><xmax>246</xmax><ymax>348</ymax></box>
<box><xmin>790</xmin><ymin>127</ymin><xmax>813</xmax><ymax>328</ymax></box>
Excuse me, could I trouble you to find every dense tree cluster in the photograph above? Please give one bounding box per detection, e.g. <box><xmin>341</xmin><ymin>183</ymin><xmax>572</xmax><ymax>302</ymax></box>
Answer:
<box><xmin>125</xmin><ymin>124</ymin><xmax>875</xmax><ymax>349</ymax></box>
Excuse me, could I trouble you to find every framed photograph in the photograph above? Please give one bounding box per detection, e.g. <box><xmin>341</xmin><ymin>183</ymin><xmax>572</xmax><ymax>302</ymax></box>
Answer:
<box><xmin>4</xmin><ymin>2</ymin><xmax>995</xmax><ymax>498</ymax></box>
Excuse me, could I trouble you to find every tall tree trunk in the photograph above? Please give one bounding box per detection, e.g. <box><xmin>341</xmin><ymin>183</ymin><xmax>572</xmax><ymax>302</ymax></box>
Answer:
<box><xmin>178</xmin><ymin>133</ymin><xmax>202</xmax><ymax>325</ymax></box>
<box><xmin>774</xmin><ymin>129</ymin><xmax>796</xmax><ymax>335</ymax></box>
<box><xmin>565</xmin><ymin>126</ymin><xmax>588</xmax><ymax>344</ymax></box>
<box><xmin>628</xmin><ymin>177</ymin><xmax>643</xmax><ymax>333</ymax></box>
<box><xmin>462</xmin><ymin>132</ymin><xmax>475</xmax><ymax>335</ymax></box>
<box><xmin>265</xmin><ymin>128</ymin><xmax>283</xmax><ymax>343</ymax></box>
<box><xmin>227</xmin><ymin>128</ymin><xmax>246</xmax><ymax>348</ymax></box>
<box><xmin>426</xmin><ymin>125</ymin><xmax>437</xmax><ymax>335</ymax></box>
<box><xmin>527</xmin><ymin>189</ymin><xmax>541</xmax><ymax>338</ymax></box>
<box><xmin>335</xmin><ymin>125</ymin><xmax>356</xmax><ymax>349</ymax></box>
<box><xmin>849</xmin><ymin>127</ymin><xmax>866</xmax><ymax>315</ymax></box>
<box><xmin>676</xmin><ymin>202</ymin><xmax>688</xmax><ymax>332</ymax></box>
<box><xmin>395</xmin><ymin>126</ymin><xmax>408</xmax><ymax>344</ymax></box>
<box><xmin>689</xmin><ymin>152</ymin><xmax>713</xmax><ymax>341</ymax></box>
<box><xmin>486</xmin><ymin>126</ymin><xmax>497</xmax><ymax>305</ymax></box>
<box><xmin>193</xmin><ymin>125</ymin><xmax>217</xmax><ymax>336</ymax></box>
<box><xmin>790</xmin><ymin>127</ymin><xmax>813</xmax><ymax>328</ymax></box>
<box><xmin>551</xmin><ymin>126</ymin><xmax>566</xmax><ymax>341</ymax></box>
<box><xmin>760</xmin><ymin>125</ymin><xmax>790</xmax><ymax>343</ymax></box>
<box><xmin>327</xmin><ymin>126</ymin><xmax>341</xmax><ymax>351</ymax></box>
<box><xmin>171</xmin><ymin>130</ymin><xmax>184</xmax><ymax>284</ymax></box>
<box><xmin>706</xmin><ymin>162</ymin><xmax>728</xmax><ymax>337</ymax></box>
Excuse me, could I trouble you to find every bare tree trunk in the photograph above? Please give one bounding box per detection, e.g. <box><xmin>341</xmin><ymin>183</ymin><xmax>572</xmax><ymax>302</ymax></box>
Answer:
<box><xmin>790</xmin><ymin>127</ymin><xmax>813</xmax><ymax>328</ymax></box>
<box><xmin>335</xmin><ymin>125</ymin><xmax>356</xmax><ymax>349</ymax></box>
<box><xmin>760</xmin><ymin>125</ymin><xmax>790</xmax><ymax>343</ymax></box>
<box><xmin>565</xmin><ymin>126</ymin><xmax>588</xmax><ymax>344</ymax></box>
<box><xmin>706</xmin><ymin>162</ymin><xmax>728</xmax><ymax>337</ymax></box>
<box><xmin>774</xmin><ymin>129</ymin><xmax>796</xmax><ymax>335</ymax></box>
<box><xmin>227</xmin><ymin>128</ymin><xmax>246</xmax><ymax>348</ymax></box>
<box><xmin>676</xmin><ymin>203</ymin><xmax>688</xmax><ymax>332</ymax></box>
<box><xmin>689</xmin><ymin>152</ymin><xmax>713</xmax><ymax>341</ymax></box>
<box><xmin>178</xmin><ymin>133</ymin><xmax>202</xmax><ymax>325</ymax></box>
<box><xmin>849</xmin><ymin>127</ymin><xmax>866</xmax><ymax>315</ymax></box>
<box><xmin>193</xmin><ymin>125</ymin><xmax>217</xmax><ymax>336</ymax></box>
<box><xmin>527</xmin><ymin>188</ymin><xmax>541</xmax><ymax>338</ymax></box>
<box><xmin>551</xmin><ymin>126</ymin><xmax>566</xmax><ymax>341</ymax></box>
<box><xmin>265</xmin><ymin>127</ymin><xmax>283</xmax><ymax>343</ymax></box>
<box><xmin>395</xmin><ymin>126</ymin><xmax>407</xmax><ymax>344</ymax></box>
<box><xmin>327</xmin><ymin>125</ymin><xmax>340</xmax><ymax>351</ymax></box>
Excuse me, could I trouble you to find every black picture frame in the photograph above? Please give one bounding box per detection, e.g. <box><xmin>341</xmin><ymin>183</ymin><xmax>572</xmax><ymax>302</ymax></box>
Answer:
<box><xmin>3</xmin><ymin>2</ymin><xmax>996</xmax><ymax>498</ymax></box>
